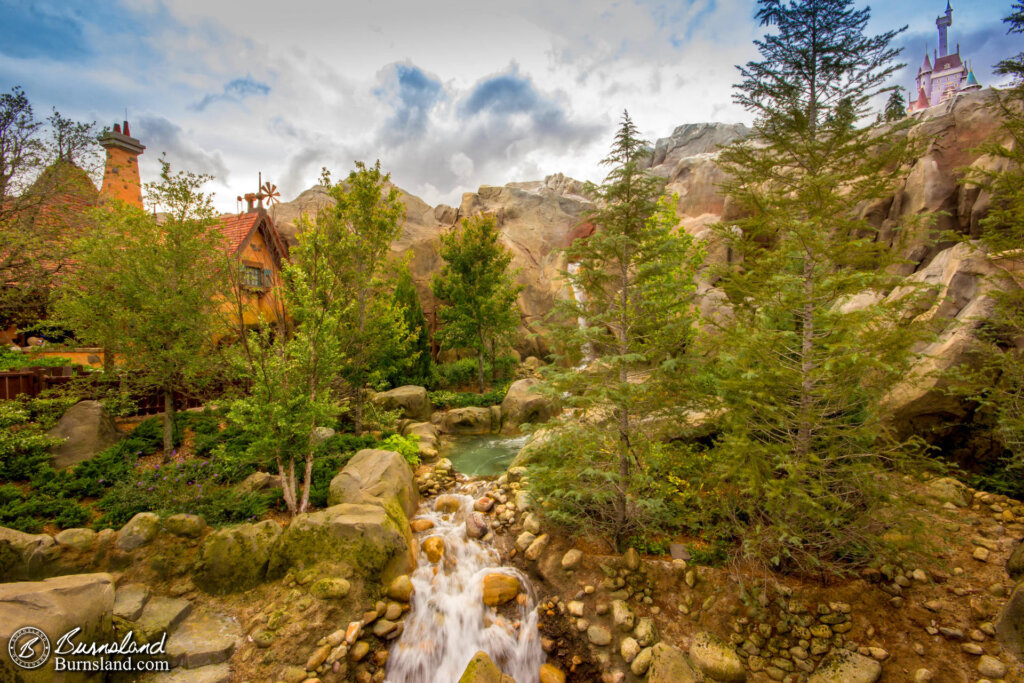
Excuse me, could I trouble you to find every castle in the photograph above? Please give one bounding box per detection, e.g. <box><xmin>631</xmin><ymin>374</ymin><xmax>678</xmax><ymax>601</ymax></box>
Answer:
<box><xmin>907</xmin><ymin>2</ymin><xmax>982</xmax><ymax>114</ymax></box>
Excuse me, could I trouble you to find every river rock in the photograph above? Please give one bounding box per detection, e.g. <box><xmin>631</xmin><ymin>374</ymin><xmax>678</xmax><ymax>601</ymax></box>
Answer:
<box><xmin>236</xmin><ymin>471</ymin><xmax>282</xmax><ymax>493</ymax></box>
<box><xmin>310</xmin><ymin>577</ymin><xmax>351</xmax><ymax>599</ymax></box>
<box><xmin>47</xmin><ymin>400</ymin><xmax>122</xmax><ymax>469</ymax></box>
<box><xmin>925</xmin><ymin>477</ymin><xmax>970</xmax><ymax>507</ymax></box>
<box><xmin>611</xmin><ymin>599</ymin><xmax>635</xmax><ymax>631</ymax></box>
<box><xmin>411</xmin><ymin>518</ymin><xmax>435</xmax><ymax>532</ymax></box>
<box><xmin>621</xmin><ymin>637</ymin><xmax>641</xmax><ymax>663</ymax></box>
<box><xmin>588</xmin><ymin>625</ymin><xmax>613</xmax><ymax>646</ymax></box>
<box><xmin>373</xmin><ymin>385</ymin><xmax>432</xmax><ymax>421</ymax></box>
<box><xmin>387</xmin><ymin>575</ymin><xmax>415</xmax><ymax>603</ymax></box>
<box><xmin>977</xmin><ymin>655</ymin><xmax>1007</xmax><ymax>678</ymax></box>
<box><xmin>516</xmin><ymin>531</ymin><xmax>536</xmax><ymax>552</ymax></box>
<box><xmin>539</xmin><ymin>663</ymin><xmax>566</xmax><ymax>683</ymax></box>
<box><xmin>631</xmin><ymin>647</ymin><xmax>654</xmax><ymax>676</ymax></box>
<box><xmin>482</xmin><ymin>573</ymin><xmax>520</xmax><ymax>606</ymax></box>
<box><xmin>436</xmin><ymin>495</ymin><xmax>463</xmax><ymax>513</ymax></box>
<box><xmin>1007</xmin><ymin>540</ymin><xmax>1024</xmax><ymax>581</ymax></box>
<box><xmin>459</xmin><ymin>650</ymin><xmax>504</xmax><ymax>683</ymax></box>
<box><xmin>441</xmin><ymin>407</ymin><xmax>496</xmax><ymax>435</ymax></box>
<box><xmin>423</xmin><ymin>536</ymin><xmax>445</xmax><ymax>563</ymax></box>
<box><xmin>116</xmin><ymin>512</ymin><xmax>161</xmax><ymax>551</ymax></box>
<box><xmin>634</xmin><ymin>617</ymin><xmax>656</xmax><ymax>647</ymax></box>
<box><xmin>561</xmin><ymin>549</ymin><xmax>582</xmax><ymax>570</ymax></box>
<box><xmin>195</xmin><ymin>520</ymin><xmax>282</xmax><ymax>594</ymax></box>
<box><xmin>500</xmin><ymin>378</ymin><xmax>557</xmax><ymax>429</ymax></box>
<box><xmin>466</xmin><ymin>512</ymin><xmax>488</xmax><ymax>539</ymax></box>
<box><xmin>269</xmin><ymin>503</ymin><xmax>411</xmax><ymax>582</ymax></box>
<box><xmin>690</xmin><ymin>631</ymin><xmax>745</xmax><ymax>681</ymax></box>
<box><xmin>327</xmin><ymin>449</ymin><xmax>418</xmax><ymax>521</ymax></box>
<box><xmin>525</xmin><ymin>534</ymin><xmax>549</xmax><ymax>561</ymax></box>
<box><xmin>808</xmin><ymin>650</ymin><xmax>882</xmax><ymax>683</ymax></box>
<box><xmin>0</xmin><ymin>573</ymin><xmax>115</xmax><ymax>682</ymax></box>
<box><xmin>647</xmin><ymin>642</ymin><xmax>701</xmax><ymax>683</ymax></box>
<box><xmin>474</xmin><ymin>497</ymin><xmax>494</xmax><ymax>512</ymax></box>
<box><xmin>623</xmin><ymin>547</ymin><xmax>641</xmax><ymax>571</ymax></box>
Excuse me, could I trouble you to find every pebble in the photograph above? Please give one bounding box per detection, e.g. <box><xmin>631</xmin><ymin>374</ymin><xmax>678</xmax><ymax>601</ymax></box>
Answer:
<box><xmin>977</xmin><ymin>655</ymin><xmax>1007</xmax><ymax>678</ymax></box>
<box><xmin>961</xmin><ymin>643</ymin><xmax>984</xmax><ymax>655</ymax></box>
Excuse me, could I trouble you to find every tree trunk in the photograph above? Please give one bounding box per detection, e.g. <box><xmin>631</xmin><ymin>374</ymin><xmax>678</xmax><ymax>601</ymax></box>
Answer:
<box><xmin>795</xmin><ymin>255</ymin><xmax>815</xmax><ymax>461</ymax></box>
<box><xmin>276</xmin><ymin>457</ymin><xmax>297</xmax><ymax>516</ymax></box>
<box><xmin>299</xmin><ymin>452</ymin><xmax>315</xmax><ymax>513</ymax></box>
<box><xmin>353</xmin><ymin>391</ymin><xmax>364</xmax><ymax>435</ymax></box>
<box><xmin>477</xmin><ymin>349</ymin><xmax>486</xmax><ymax>393</ymax></box>
<box><xmin>614</xmin><ymin>256</ymin><xmax>631</xmax><ymax>550</ymax></box>
<box><xmin>162</xmin><ymin>389</ymin><xmax>175</xmax><ymax>460</ymax></box>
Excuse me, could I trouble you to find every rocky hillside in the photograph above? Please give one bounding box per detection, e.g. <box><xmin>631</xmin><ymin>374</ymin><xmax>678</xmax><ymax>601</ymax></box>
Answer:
<box><xmin>267</xmin><ymin>89</ymin><xmax>1015</xmax><ymax>452</ymax></box>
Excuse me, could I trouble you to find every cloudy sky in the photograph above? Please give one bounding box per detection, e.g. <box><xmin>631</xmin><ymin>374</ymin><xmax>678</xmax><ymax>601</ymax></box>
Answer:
<box><xmin>0</xmin><ymin>0</ymin><xmax>1015</xmax><ymax>212</ymax></box>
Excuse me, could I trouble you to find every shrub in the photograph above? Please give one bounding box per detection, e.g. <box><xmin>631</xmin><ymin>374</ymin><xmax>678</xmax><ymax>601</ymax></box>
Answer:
<box><xmin>432</xmin><ymin>356</ymin><xmax>517</xmax><ymax>390</ymax></box>
<box><xmin>380</xmin><ymin>434</ymin><xmax>420</xmax><ymax>466</ymax></box>
<box><xmin>428</xmin><ymin>385</ymin><xmax>508</xmax><ymax>409</ymax></box>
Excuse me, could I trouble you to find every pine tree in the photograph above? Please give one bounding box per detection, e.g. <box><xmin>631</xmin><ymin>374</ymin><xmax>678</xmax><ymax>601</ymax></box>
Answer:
<box><xmin>528</xmin><ymin>111</ymin><xmax>705</xmax><ymax>549</ymax></box>
<box><xmin>707</xmin><ymin>0</ymin><xmax>926</xmax><ymax>573</ymax></box>
<box><xmin>884</xmin><ymin>89</ymin><xmax>906</xmax><ymax>122</ymax></box>
<box><xmin>431</xmin><ymin>215</ymin><xmax>522</xmax><ymax>392</ymax></box>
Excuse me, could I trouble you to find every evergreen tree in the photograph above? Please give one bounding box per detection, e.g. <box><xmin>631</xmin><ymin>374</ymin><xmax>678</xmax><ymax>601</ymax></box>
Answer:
<box><xmin>951</xmin><ymin>2</ymin><xmax>1024</xmax><ymax>496</ymax></box>
<box><xmin>55</xmin><ymin>160</ymin><xmax>232</xmax><ymax>455</ymax></box>
<box><xmin>884</xmin><ymin>89</ymin><xmax>906</xmax><ymax>122</ymax></box>
<box><xmin>528</xmin><ymin>111</ymin><xmax>705</xmax><ymax>549</ymax></box>
<box><xmin>390</xmin><ymin>265</ymin><xmax>433</xmax><ymax>387</ymax></box>
<box><xmin>707</xmin><ymin>0</ymin><xmax>926</xmax><ymax>573</ymax></box>
<box><xmin>431</xmin><ymin>215</ymin><xmax>522</xmax><ymax>392</ymax></box>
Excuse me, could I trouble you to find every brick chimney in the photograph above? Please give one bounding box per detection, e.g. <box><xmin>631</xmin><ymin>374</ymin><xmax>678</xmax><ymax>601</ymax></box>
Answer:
<box><xmin>98</xmin><ymin>120</ymin><xmax>146</xmax><ymax>208</ymax></box>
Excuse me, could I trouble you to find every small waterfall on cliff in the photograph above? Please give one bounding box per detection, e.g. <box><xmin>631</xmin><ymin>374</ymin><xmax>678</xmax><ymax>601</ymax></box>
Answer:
<box><xmin>385</xmin><ymin>489</ymin><xmax>543</xmax><ymax>683</ymax></box>
<box><xmin>567</xmin><ymin>261</ymin><xmax>593</xmax><ymax>364</ymax></box>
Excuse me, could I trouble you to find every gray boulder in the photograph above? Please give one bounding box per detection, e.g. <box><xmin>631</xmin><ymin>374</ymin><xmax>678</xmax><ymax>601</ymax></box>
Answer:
<box><xmin>373</xmin><ymin>385</ymin><xmax>432</xmax><ymax>421</ymax></box>
<box><xmin>115</xmin><ymin>512</ymin><xmax>160</xmax><ymax>551</ymax></box>
<box><xmin>808</xmin><ymin>650</ymin><xmax>882</xmax><ymax>683</ymax></box>
<box><xmin>194</xmin><ymin>520</ymin><xmax>282</xmax><ymax>594</ymax></box>
<box><xmin>327</xmin><ymin>448</ymin><xmax>418</xmax><ymax>520</ymax></box>
<box><xmin>47</xmin><ymin>400</ymin><xmax>122</xmax><ymax>469</ymax></box>
<box><xmin>689</xmin><ymin>631</ymin><xmax>745</xmax><ymax>681</ymax></box>
<box><xmin>1007</xmin><ymin>540</ymin><xmax>1024</xmax><ymax>582</ymax></box>
<box><xmin>500</xmin><ymin>378</ymin><xmax>557</xmax><ymax>429</ymax></box>
<box><xmin>0</xmin><ymin>573</ymin><xmax>114</xmax><ymax>682</ymax></box>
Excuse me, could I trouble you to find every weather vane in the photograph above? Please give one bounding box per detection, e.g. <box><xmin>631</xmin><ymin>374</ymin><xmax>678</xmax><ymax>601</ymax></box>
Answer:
<box><xmin>236</xmin><ymin>172</ymin><xmax>280</xmax><ymax>213</ymax></box>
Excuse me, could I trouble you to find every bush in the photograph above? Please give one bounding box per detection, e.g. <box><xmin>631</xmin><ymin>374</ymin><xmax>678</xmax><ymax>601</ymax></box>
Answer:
<box><xmin>432</xmin><ymin>356</ymin><xmax>517</xmax><ymax>390</ymax></box>
<box><xmin>380</xmin><ymin>434</ymin><xmax>420</xmax><ymax>466</ymax></box>
<box><xmin>0</xmin><ymin>347</ymin><xmax>72</xmax><ymax>371</ymax></box>
<box><xmin>428</xmin><ymin>384</ymin><xmax>508</xmax><ymax>409</ymax></box>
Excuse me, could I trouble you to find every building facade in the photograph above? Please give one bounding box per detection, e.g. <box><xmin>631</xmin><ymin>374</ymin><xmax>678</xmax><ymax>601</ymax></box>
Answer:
<box><xmin>907</xmin><ymin>2</ymin><xmax>982</xmax><ymax>113</ymax></box>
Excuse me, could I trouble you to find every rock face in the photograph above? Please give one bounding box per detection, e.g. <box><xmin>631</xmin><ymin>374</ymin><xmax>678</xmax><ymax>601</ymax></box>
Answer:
<box><xmin>327</xmin><ymin>448</ymin><xmax>419</xmax><ymax>520</ymax></box>
<box><xmin>0</xmin><ymin>573</ymin><xmax>114</xmax><ymax>682</ymax></box>
<box><xmin>500</xmin><ymin>378</ymin><xmax>558</xmax><ymax>430</ymax></box>
<box><xmin>195</xmin><ymin>520</ymin><xmax>282</xmax><ymax>594</ymax></box>
<box><xmin>0</xmin><ymin>526</ymin><xmax>58</xmax><ymax>580</ymax></box>
<box><xmin>269</xmin><ymin>503</ymin><xmax>410</xmax><ymax>581</ymax></box>
<box><xmin>373</xmin><ymin>385</ymin><xmax>432</xmax><ymax>421</ymax></box>
<box><xmin>46</xmin><ymin>400</ymin><xmax>122</xmax><ymax>468</ymax></box>
<box><xmin>440</xmin><ymin>407</ymin><xmax>498</xmax><ymax>434</ymax></box>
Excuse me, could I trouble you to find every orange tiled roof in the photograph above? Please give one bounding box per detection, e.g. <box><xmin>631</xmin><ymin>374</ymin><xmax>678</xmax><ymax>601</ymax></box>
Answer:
<box><xmin>217</xmin><ymin>212</ymin><xmax>261</xmax><ymax>255</ymax></box>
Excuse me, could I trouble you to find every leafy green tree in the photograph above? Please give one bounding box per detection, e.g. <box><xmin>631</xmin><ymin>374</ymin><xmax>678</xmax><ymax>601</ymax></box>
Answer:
<box><xmin>883</xmin><ymin>89</ymin><xmax>906</xmax><ymax>122</ymax></box>
<box><xmin>390</xmin><ymin>265</ymin><xmax>433</xmax><ymax>387</ymax></box>
<box><xmin>529</xmin><ymin>112</ymin><xmax>705</xmax><ymax>549</ymax></box>
<box><xmin>54</xmin><ymin>160</ymin><xmax>231</xmax><ymax>455</ymax></box>
<box><xmin>707</xmin><ymin>0</ymin><xmax>927</xmax><ymax>573</ymax></box>
<box><xmin>229</xmin><ymin>213</ymin><xmax>349</xmax><ymax>516</ymax></box>
<box><xmin>432</xmin><ymin>215</ymin><xmax>522</xmax><ymax>392</ymax></box>
<box><xmin>318</xmin><ymin>161</ymin><xmax>411</xmax><ymax>432</ymax></box>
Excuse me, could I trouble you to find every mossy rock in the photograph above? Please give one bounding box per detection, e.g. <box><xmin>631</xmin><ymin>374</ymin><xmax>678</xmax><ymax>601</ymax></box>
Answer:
<box><xmin>327</xmin><ymin>448</ymin><xmax>419</xmax><ymax>519</ymax></box>
<box><xmin>0</xmin><ymin>526</ymin><xmax>59</xmax><ymax>581</ymax></box>
<box><xmin>194</xmin><ymin>520</ymin><xmax>282</xmax><ymax>594</ymax></box>
<box><xmin>268</xmin><ymin>503</ymin><xmax>411</xmax><ymax>584</ymax></box>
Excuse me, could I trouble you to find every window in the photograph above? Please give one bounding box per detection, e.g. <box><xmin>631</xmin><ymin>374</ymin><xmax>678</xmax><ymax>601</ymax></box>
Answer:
<box><xmin>241</xmin><ymin>265</ymin><xmax>269</xmax><ymax>289</ymax></box>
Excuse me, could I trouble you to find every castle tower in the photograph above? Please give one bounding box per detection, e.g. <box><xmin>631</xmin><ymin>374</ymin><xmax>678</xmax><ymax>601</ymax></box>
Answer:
<box><xmin>937</xmin><ymin>1</ymin><xmax>953</xmax><ymax>58</ymax></box>
<box><xmin>98</xmin><ymin>120</ymin><xmax>145</xmax><ymax>208</ymax></box>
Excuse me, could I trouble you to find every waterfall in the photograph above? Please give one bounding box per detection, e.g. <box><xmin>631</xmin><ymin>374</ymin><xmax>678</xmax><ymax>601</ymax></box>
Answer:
<box><xmin>567</xmin><ymin>261</ymin><xmax>593</xmax><ymax>365</ymax></box>
<box><xmin>385</xmin><ymin>488</ymin><xmax>544</xmax><ymax>683</ymax></box>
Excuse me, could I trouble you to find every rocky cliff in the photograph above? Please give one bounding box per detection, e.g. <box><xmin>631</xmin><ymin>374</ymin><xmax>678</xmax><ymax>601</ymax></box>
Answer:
<box><xmin>267</xmin><ymin>89</ymin><xmax>1016</xmax><ymax>452</ymax></box>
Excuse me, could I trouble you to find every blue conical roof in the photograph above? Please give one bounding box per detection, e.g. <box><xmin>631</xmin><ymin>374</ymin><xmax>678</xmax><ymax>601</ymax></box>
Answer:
<box><xmin>966</xmin><ymin>70</ymin><xmax>979</xmax><ymax>87</ymax></box>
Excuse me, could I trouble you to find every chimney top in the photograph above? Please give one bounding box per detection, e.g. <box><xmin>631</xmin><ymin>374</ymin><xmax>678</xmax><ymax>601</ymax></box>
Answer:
<box><xmin>98</xmin><ymin>120</ymin><xmax>145</xmax><ymax>155</ymax></box>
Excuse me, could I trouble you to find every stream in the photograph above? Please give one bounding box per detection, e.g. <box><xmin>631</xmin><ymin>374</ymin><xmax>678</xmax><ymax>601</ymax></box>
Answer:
<box><xmin>384</xmin><ymin>486</ymin><xmax>544</xmax><ymax>682</ymax></box>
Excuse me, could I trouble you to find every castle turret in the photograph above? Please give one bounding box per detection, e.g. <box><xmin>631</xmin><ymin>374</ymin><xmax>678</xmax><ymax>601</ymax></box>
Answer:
<box><xmin>937</xmin><ymin>1</ymin><xmax>953</xmax><ymax>58</ymax></box>
<box><xmin>98</xmin><ymin>120</ymin><xmax>145</xmax><ymax>208</ymax></box>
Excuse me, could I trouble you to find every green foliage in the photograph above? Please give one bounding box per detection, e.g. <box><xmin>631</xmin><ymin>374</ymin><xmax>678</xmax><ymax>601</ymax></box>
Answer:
<box><xmin>428</xmin><ymin>384</ymin><xmax>509</xmax><ymax>409</ymax></box>
<box><xmin>53</xmin><ymin>158</ymin><xmax>232</xmax><ymax>454</ymax></box>
<box><xmin>530</xmin><ymin>111</ymin><xmax>705</xmax><ymax>550</ymax></box>
<box><xmin>432</xmin><ymin>215</ymin><xmax>522</xmax><ymax>392</ymax></box>
<box><xmin>883</xmin><ymin>89</ymin><xmax>906</xmax><ymax>122</ymax></box>
<box><xmin>380</xmin><ymin>433</ymin><xmax>420</xmax><ymax>466</ymax></box>
<box><xmin>705</xmin><ymin>0</ymin><xmax>927</xmax><ymax>574</ymax></box>
<box><xmin>432</xmin><ymin>356</ymin><xmax>516</xmax><ymax>391</ymax></box>
<box><xmin>0</xmin><ymin>399</ymin><xmax>64</xmax><ymax>481</ymax></box>
<box><xmin>389</xmin><ymin>266</ymin><xmax>433</xmax><ymax>387</ymax></box>
<box><xmin>0</xmin><ymin>348</ymin><xmax>72</xmax><ymax>371</ymax></box>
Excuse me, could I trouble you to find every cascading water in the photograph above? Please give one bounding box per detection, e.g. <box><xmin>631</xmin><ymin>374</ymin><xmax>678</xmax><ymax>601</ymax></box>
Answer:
<box><xmin>567</xmin><ymin>261</ymin><xmax>593</xmax><ymax>365</ymax></box>
<box><xmin>385</xmin><ymin>487</ymin><xmax>544</xmax><ymax>683</ymax></box>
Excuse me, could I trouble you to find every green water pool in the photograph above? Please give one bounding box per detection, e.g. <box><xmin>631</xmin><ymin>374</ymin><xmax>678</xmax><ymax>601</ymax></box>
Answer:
<box><xmin>441</xmin><ymin>433</ymin><xmax>530</xmax><ymax>477</ymax></box>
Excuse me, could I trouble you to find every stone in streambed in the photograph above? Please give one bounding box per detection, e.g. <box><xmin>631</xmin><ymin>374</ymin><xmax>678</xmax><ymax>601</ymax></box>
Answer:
<box><xmin>424</xmin><ymin>536</ymin><xmax>445</xmax><ymax>563</ymax></box>
<box><xmin>689</xmin><ymin>631</ymin><xmax>745</xmax><ymax>681</ymax></box>
<box><xmin>482</xmin><ymin>573</ymin><xmax>520</xmax><ymax>606</ymax></box>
